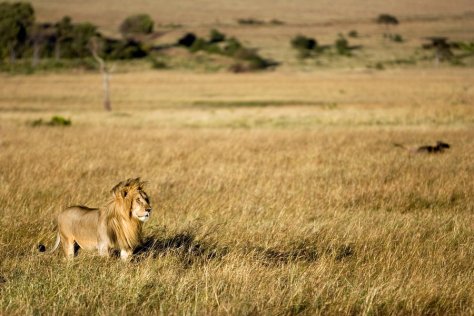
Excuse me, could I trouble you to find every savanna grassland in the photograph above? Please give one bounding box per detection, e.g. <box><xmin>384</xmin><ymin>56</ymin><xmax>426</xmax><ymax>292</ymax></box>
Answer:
<box><xmin>1</xmin><ymin>0</ymin><xmax>474</xmax><ymax>315</ymax></box>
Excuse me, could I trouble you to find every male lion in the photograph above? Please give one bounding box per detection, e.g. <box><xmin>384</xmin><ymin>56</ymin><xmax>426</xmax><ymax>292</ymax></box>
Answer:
<box><xmin>42</xmin><ymin>178</ymin><xmax>152</xmax><ymax>261</ymax></box>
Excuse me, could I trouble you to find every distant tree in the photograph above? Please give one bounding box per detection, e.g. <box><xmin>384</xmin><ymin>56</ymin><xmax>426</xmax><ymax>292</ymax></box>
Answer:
<box><xmin>377</xmin><ymin>14</ymin><xmax>399</xmax><ymax>38</ymax></box>
<box><xmin>69</xmin><ymin>22</ymin><xmax>98</xmax><ymax>58</ymax></box>
<box><xmin>54</xmin><ymin>16</ymin><xmax>74</xmax><ymax>59</ymax></box>
<box><xmin>30</xmin><ymin>23</ymin><xmax>56</xmax><ymax>66</ymax></box>
<box><xmin>423</xmin><ymin>37</ymin><xmax>454</xmax><ymax>65</ymax></box>
<box><xmin>119</xmin><ymin>14</ymin><xmax>154</xmax><ymax>39</ymax></box>
<box><xmin>0</xmin><ymin>2</ymin><xmax>35</xmax><ymax>62</ymax></box>
<box><xmin>376</xmin><ymin>14</ymin><xmax>399</xmax><ymax>26</ymax></box>
<box><xmin>90</xmin><ymin>38</ymin><xmax>112</xmax><ymax>111</ymax></box>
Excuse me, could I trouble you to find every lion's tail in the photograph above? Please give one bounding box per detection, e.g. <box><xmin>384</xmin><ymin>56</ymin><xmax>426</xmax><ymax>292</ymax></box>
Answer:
<box><xmin>38</xmin><ymin>233</ymin><xmax>61</xmax><ymax>253</ymax></box>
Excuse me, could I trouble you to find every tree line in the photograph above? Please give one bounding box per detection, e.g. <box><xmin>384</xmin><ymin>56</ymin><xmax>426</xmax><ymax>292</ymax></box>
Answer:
<box><xmin>0</xmin><ymin>2</ymin><xmax>152</xmax><ymax>65</ymax></box>
<box><xmin>1</xmin><ymin>3</ymin><xmax>472</xmax><ymax>71</ymax></box>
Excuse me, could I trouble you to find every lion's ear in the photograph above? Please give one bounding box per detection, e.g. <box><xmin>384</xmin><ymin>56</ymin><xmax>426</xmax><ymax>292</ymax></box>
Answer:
<box><xmin>122</xmin><ymin>188</ymin><xmax>128</xmax><ymax>198</ymax></box>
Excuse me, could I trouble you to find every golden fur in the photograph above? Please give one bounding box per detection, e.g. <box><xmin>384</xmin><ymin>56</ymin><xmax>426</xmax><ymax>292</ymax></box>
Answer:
<box><xmin>46</xmin><ymin>178</ymin><xmax>152</xmax><ymax>260</ymax></box>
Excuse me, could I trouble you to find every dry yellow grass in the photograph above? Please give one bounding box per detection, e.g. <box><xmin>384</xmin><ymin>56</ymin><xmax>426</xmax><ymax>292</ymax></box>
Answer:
<box><xmin>1</xmin><ymin>1</ymin><xmax>474</xmax><ymax>314</ymax></box>
<box><xmin>0</xmin><ymin>67</ymin><xmax>473</xmax><ymax>314</ymax></box>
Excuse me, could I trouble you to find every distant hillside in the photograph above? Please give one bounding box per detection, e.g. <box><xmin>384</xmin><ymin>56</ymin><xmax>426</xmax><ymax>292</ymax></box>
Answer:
<box><xmin>16</xmin><ymin>0</ymin><xmax>474</xmax><ymax>34</ymax></box>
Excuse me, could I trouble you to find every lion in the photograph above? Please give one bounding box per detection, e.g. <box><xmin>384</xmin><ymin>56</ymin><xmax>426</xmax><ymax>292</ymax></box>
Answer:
<box><xmin>40</xmin><ymin>178</ymin><xmax>152</xmax><ymax>261</ymax></box>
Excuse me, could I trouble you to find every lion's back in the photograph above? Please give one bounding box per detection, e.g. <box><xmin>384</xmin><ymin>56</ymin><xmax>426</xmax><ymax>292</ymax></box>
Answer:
<box><xmin>58</xmin><ymin>205</ymin><xmax>100</xmax><ymax>235</ymax></box>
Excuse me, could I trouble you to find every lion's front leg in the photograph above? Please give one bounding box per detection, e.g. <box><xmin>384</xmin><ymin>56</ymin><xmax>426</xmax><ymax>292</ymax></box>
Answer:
<box><xmin>120</xmin><ymin>249</ymin><xmax>132</xmax><ymax>261</ymax></box>
<box><xmin>97</xmin><ymin>220</ymin><xmax>111</xmax><ymax>257</ymax></box>
<box><xmin>97</xmin><ymin>243</ymin><xmax>109</xmax><ymax>257</ymax></box>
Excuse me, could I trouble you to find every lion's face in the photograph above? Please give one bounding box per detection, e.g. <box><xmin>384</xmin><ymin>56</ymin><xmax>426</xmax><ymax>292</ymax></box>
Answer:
<box><xmin>130</xmin><ymin>190</ymin><xmax>152</xmax><ymax>222</ymax></box>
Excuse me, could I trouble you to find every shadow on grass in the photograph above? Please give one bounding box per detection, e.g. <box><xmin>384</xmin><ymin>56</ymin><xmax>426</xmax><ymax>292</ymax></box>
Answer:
<box><xmin>133</xmin><ymin>231</ymin><xmax>228</xmax><ymax>265</ymax></box>
<box><xmin>131</xmin><ymin>230</ymin><xmax>354</xmax><ymax>265</ymax></box>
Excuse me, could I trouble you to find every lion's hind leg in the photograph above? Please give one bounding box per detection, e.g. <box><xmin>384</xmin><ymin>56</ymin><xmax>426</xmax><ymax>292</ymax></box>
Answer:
<box><xmin>60</xmin><ymin>234</ymin><xmax>75</xmax><ymax>260</ymax></box>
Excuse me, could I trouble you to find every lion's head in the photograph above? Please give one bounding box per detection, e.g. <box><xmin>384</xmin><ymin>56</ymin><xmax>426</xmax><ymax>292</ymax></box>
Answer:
<box><xmin>108</xmin><ymin>178</ymin><xmax>153</xmax><ymax>250</ymax></box>
<box><xmin>111</xmin><ymin>178</ymin><xmax>152</xmax><ymax>222</ymax></box>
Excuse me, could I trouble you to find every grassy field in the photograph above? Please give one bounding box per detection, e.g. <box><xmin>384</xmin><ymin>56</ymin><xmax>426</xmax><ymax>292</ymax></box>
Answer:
<box><xmin>0</xmin><ymin>68</ymin><xmax>473</xmax><ymax>314</ymax></box>
<box><xmin>1</xmin><ymin>0</ymin><xmax>474</xmax><ymax>314</ymax></box>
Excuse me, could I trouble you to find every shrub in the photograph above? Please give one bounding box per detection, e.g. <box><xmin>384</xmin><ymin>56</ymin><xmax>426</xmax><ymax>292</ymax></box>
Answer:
<box><xmin>209</xmin><ymin>29</ymin><xmax>225</xmax><ymax>43</ymax></box>
<box><xmin>237</xmin><ymin>18</ymin><xmax>264</xmax><ymax>25</ymax></box>
<box><xmin>177</xmin><ymin>33</ymin><xmax>197</xmax><ymax>47</ymax></box>
<box><xmin>387</xmin><ymin>33</ymin><xmax>403</xmax><ymax>43</ymax></box>
<box><xmin>246</xmin><ymin>54</ymin><xmax>271</xmax><ymax>70</ymax></box>
<box><xmin>189</xmin><ymin>38</ymin><xmax>208</xmax><ymax>53</ymax></box>
<box><xmin>348</xmin><ymin>30</ymin><xmax>358</xmax><ymax>38</ymax></box>
<box><xmin>291</xmin><ymin>35</ymin><xmax>317</xmax><ymax>51</ymax></box>
<box><xmin>291</xmin><ymin>35</ymin><xmax>319</xmax><ymax>59</ymax></box>
<box><xmin>103</xmin><ymin>39</ymin><xmax>148</xmax><ymax>59</ymax></box>
<box><xmin>270</xmin><ymin>19</ymin><xmax>285</xmax><ymax>25</ymax></box>
<box><xmin>149</xmin><ymin>56</ymin><xmax>167</xmax><ymax>69</ymax></box>
<box><xmin>223</xmin><ymin>37</ymin><xmax>243</xmax><ymax>56</ymax></box>
<box><xmin>119</xmin><ymin>14</ymin><xmax>154</xmax><ymax>38</ymax></box>
<box><xmin>31</xmin><ymin>115</ymin><xmax>71</xmax><ymax>127</ymax></box>
<box><xmin>457</xmin><ymin>41</ymin><xmax>474</xmax><ymax>54</ymax></box>
<box><xmin>335</xmin><ymin>35</ymin><xmax>351</xmax><ymax>56</ymax></box>
<box><xmin>177</xmin><ymin>30</ymin><xmax>274</xmax><ymax>72</ymax></box>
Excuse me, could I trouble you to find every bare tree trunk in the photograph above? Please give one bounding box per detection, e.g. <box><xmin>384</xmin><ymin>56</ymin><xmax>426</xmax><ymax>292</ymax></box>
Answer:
<box><xmin>32</xmin><ymin>41</ymin><xmax>40</xmax><ymax>67</ymax></box>
<box><xmin>90</xmin><ymin>40</ymin><xmax>112</xmax><ymax>111</ymax></box>
<box><xmin>102</xmin><ymin>68</ymin><xmax>111</xmax><ymax>111</ymax></box>
<box><xmin>55</xmin><ymin>40</ymin><xmax>61</xmax><ymax>60</ymax></box>
<box><xmin>9</xmin><ymin>44</ymin><xmax>16</xmax><ymax>64</ymax></box>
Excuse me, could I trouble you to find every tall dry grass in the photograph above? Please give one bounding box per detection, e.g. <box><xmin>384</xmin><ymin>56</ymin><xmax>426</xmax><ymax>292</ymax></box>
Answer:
<box><xmin>0</xmin><ymin>69</ymin><xmax>473</xmax><ymax>314</ymax></box>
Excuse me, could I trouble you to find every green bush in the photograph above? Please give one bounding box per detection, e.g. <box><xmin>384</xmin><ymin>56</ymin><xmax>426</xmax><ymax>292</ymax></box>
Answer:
<box><xmin>335</xmin><ymin>35</ymin><xmax>351</xmax><ymax>56</ymax></box>
<box><xmin>290</xmin><ymin>35</ymin><xmax>320</xmax><ymax>59</ymax></box>
<box><xmin>103</xmin><ymin>39</ymin><xmax>148</xmax><ymax>59</ymax></box>
<box><xmin>189</xmin><ymin>38</ymin><xmax>208</xmax><ymax>53</ymax></box>
<box><xmin>270</xmin><ymin>19</ymin><xmax>285</xmax><ymax>25</ymax></box>
<box><xmin>388</xmin><ymin>33</ymin><xmax>404</xmax><ymax>43</ymax></box>
<box><xmin>223</xmin><ymin>37</ymin><xmax>243</xmax><ymax>56</ymax></box>
<box><xmin>149</xmin><ymin>56</ymin><xmax>167</xmax><ymax>69</ymax></box>
<box><xmin>176</xmin><ymin>30</ymin><xmax>274</xmax><ymax>72</ymax></box>
<box><xmin>31</xmin><ymin>115</ymin><xmax>71</xmax><ymax>127</ymax></box>
<box><xmin>209</xmin><ymin>29</ymin><xmax>225</xmax><ymax>43</ymax></box>
<box><xmin>119</xmin><ymin>14</ymin><xmax>154</xmax><ymax>38</ymax></box>
<box><xmin>177</xmin><ymin>33</ymin><xmax>197</xmax><ymax>47</ymax></box>
<box><xmin>348</xmin><ymin>30</ymin><xmax>358</xmax><ymax>38</ymax></box>
<box><xmin>291</xmin><ymin>35</ymin><xmax>317</xmax><ymax>51</ymax></box>
<box><xmin>237</xmin><ymin>18</ymin><xmax>264</xmax><ymax>25</ymax></box>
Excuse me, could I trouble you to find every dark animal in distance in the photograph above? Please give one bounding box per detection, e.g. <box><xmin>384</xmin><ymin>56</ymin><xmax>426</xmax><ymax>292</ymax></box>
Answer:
<box><xmin>393</xmin><ymin>141</ymin><xmax>450</xmax><ymax>153</ymax></box>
